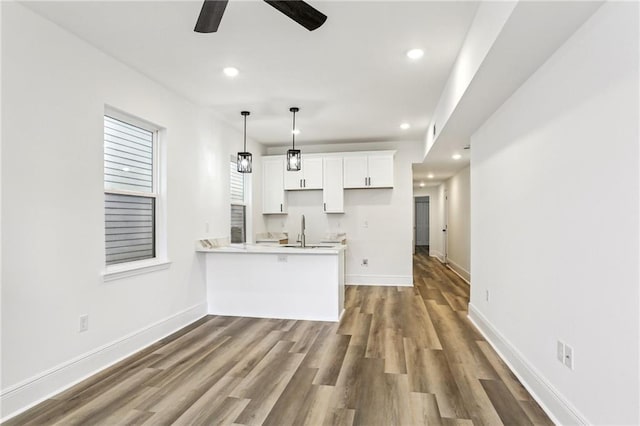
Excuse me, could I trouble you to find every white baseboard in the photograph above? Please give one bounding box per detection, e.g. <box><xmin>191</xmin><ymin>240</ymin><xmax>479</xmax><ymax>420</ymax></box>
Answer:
<box><xmin>445</xmin><ymin>259</ymin><xmax>471</xmax><ymax>284</ymax></box>
<box><xmin>429</xmin><ymin>250</ymin><xmax>444</xmax><ymax>263</ymax></box>
<box><xmin>346</xmin><ymin>274</ymin><xmax>413</xmax><ymax>287</ymax></box>
<box><xmin>1</xmin><ymin>303</ymin><xmax>207</xmax><ymax>422</ymax></box>
<box><xmin>467</xmin><ymin>304</ymin><xmax>588</xmax><ymax>425</ymax></box>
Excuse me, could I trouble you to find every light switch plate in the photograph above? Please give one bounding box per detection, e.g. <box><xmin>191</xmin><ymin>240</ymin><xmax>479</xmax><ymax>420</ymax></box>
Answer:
<box><xmin>564</xmin><ymin>344</ymin><xmax>574</xmax><ymax>369</ymax></box>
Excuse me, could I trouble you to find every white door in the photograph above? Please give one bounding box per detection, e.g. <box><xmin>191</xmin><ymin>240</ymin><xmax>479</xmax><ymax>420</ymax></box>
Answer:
<box><xmin>302</xmin><ymin>157</ymin><xmax>323</xmax><ymax>189</ymax></box>
<box><xmin>415</xmin><ymin>198</ymin><xmax>429</xmax><ymax>245</ymax></box>
<box><xmin>323</xmin><ymin>157</ymin><xmax>344</xmax><ymax>213</ymax></box>
<box><xmin>367</xmin><ymin>153</ymin><xmax>394</xmax><ymax>188</ymax></box>
<box><xmin>283</xmin><ymin>167</ymin><xmax>303</xmax><ymax>190</ymax></box>
<box><xmin>263</xmin><ymin>157</ymin><xmax>286</xmax><ymax>214</ymax></box>
<box><xmin>443</xmin><ymin>191</ymin><xmax>449</xmax><ymax>263</ymax></box>
<box><xmin>343</xmin><ymin>155</ymin><xmax>368</xmax><ymax>188</ymax></box>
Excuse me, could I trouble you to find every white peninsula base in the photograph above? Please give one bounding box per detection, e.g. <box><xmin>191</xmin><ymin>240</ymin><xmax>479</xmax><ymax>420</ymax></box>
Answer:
<box><xmin>200</xmin><ymin>244</ymin><xmax>346</xmax><ymax>322</ymax></box>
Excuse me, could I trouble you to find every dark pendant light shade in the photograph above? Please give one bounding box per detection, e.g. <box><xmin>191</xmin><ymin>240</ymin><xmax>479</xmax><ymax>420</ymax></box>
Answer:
<box><xmin>286</xmin><ymin>107</ymin><xmax>301</xmax><ymax>172</ymax></box>
<box><xmin>237</xmin><ymin>111</ymin><xmax>252</xmax><ymax>173</ymax></box>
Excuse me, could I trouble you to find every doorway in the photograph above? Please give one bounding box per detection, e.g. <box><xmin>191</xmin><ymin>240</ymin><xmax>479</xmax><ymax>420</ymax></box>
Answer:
<box><xmin>415</xmin><ymin>196</ymin><xmax>429</xmax><ymax>254</ymax></box>
<box><xmin>443</xmin><ymin>190</ymin><xmax>449</xmax><ymax>264</ymax></box>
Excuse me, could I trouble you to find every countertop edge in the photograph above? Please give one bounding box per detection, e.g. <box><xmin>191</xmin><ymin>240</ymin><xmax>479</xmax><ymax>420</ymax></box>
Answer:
<box><xmin>196</xmin><ymin>243</ymin><xmax>346</xmax><ymax>255</ymax></box>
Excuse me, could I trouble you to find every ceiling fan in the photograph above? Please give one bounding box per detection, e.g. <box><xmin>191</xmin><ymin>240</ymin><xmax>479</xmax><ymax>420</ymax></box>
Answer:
<box><xmin>194</xmin><ymin>0</ymin><xmax>328</xmax><ymax>33</ymax></box>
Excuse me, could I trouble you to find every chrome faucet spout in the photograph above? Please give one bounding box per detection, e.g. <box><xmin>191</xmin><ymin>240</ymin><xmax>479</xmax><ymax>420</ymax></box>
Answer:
<box><xmin>301</xmin><ymin>215</ymin><xmax>306</xmax><ymax>248</ymax></box>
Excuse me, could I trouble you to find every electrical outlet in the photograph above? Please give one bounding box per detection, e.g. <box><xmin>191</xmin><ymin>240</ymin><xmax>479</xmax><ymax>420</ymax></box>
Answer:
<box><xmin>277</xmin><ymin>255</ymin><xmax>288</xmax><ymax>263</ymax></box>
<box><xmin>556</xmin><ymin>341</ymin><xmax>565</xmax><ymax>362</ymax></box>
<box><xmin>362</xmin><ymin>258</ymin><xmax>368</xmax><ymax>266</ymax></box>
<box><xmin>79</xmin><ymin>315</ymin><xmax>89</xmax><ymax>333</ymax></box>
<box><xmin>363</xmin><ymin>220</ymin><xmax>369</xmax><ymax>228</ymax></box>
<box><xmin>564</xmin><ymin>344</ymin><xmax>574</xmax><ymax>369</ymax></box>
<box><xmin>485</xmin><ymin>290</ymin><xmax>490</xmax><ymax>302</ymax></box>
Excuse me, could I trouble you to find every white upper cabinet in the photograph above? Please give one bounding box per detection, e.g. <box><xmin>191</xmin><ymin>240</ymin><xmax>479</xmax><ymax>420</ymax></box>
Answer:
<box><xmin>343</xmin><ymin>151</ymin><xmax>394</xmax><ymax>188</ymax></box>
<box><xmin>284</xmin><ymin>157</ymin><xmax>323</xmax><ymax>190</ymax></box>
<box><xmin>262</xmin><ymin>156</ymin><xmax>287</xmax><ymax>214</ymax></box>
<box><xmin>322</xmin><ymin>157</ymin><xmax>344</xmax><ymax>213</ymax></box>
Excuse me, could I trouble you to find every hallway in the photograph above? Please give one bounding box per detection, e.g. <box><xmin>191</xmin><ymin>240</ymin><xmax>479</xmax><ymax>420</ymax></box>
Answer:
<box><xmin>5</xmin><ymin>252</ymin><xmax>551</xmax><ymax>425</ymax></box>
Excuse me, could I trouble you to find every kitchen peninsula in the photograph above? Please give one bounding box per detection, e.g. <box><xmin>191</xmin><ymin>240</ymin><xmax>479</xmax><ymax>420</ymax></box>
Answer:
<box><xmin>198</xmin><ymin>242</ymin><xmax>346</xmax><ymax>322</ymax></box>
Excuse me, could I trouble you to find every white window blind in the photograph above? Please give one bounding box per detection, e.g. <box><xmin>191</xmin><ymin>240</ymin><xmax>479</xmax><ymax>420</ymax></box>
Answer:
<box><xmin>104</xmin><ymin>115</ymin><xmax>157</xmax><ymax>265</ymax></box>
<box><xmin>230</xmin><ymin>160</ymin><xmax>246</xmax><ymax>243</ymax></box>
<box><xmin>105</xmin><ymin>193</ymin><xmax>155</xmax><ymax>264</ymax></box>
<box><xmin>104</xmin><ymin>116</ymin><xmax>153</xmax><ymax>193</ymax></box>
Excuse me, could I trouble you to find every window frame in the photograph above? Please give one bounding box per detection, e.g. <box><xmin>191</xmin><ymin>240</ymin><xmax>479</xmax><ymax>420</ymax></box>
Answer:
<box><xmin>103</xmin><ymin>108</ymin><xmax>169</xmax><ymax>281</ymax></box>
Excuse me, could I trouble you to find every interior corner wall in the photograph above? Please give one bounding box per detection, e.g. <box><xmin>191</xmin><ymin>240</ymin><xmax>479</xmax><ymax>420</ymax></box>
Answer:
<box><xmin>443</xmin><ymin>166</ymin><xmax>470</xmax><ymax>281</ymax></box>
<box><xmin>0</xmin><ymin>2</ymin><xmax>263</xmax><ymax>418</ymax></box>
<box><xmin>265</xmin><ymin>141</ymin><xmax>421</xmax><ymax>287</ymax></box>
<box><xmin>469</xmin><ymin>2</ymin><xmax>639</xmax><ymax>424</ymax></box>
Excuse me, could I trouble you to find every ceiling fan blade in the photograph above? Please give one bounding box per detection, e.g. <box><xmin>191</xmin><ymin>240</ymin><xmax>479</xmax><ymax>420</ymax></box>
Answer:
<box><xmin>263</xmin><ymin>1</ymin><xmax>327</xmax><ymax>31</ymax></box>
<box><xmin>194</xmin><ymin>0</ymin><xmax>229</xmax><ymax>33</ymax></box>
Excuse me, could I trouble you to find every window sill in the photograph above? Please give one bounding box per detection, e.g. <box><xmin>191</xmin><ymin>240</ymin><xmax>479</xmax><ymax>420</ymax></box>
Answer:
<box><xmin>103</xmin><ymin>258</ymin><xmax>171</xmax><ymax>282</ymax></box>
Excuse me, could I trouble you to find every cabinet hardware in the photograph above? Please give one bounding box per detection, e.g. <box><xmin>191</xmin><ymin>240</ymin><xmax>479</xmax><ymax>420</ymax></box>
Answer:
<box><xmin>365</xmin><ymin>177</ymin><xmax>367</xmax><ymax>186</ymax></box>
<box><xmin>324</xmin><ymin>202</ymin><xmax>326</xmax><ymax>211</ymax></box>
<box><xmin>300</xmin><ymin>179</ymin><xmax>302</xmax><ymax>188</ymax></box>
<box><xmin>303</xmin><ymin>179</ymin><xmax>306</xmax><ymax>187</ymax></box>
<box><xmin>280</xmin><ymin>203</ymin><xmax>283</xmax><ymax>212</ymax></box>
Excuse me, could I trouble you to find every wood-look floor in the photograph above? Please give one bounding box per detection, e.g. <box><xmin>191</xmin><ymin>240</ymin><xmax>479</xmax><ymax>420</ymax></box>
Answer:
<box><xmin>5</xmin><ymin>249</ymin><xmax>553</xmax><ymax>425</ymax></box>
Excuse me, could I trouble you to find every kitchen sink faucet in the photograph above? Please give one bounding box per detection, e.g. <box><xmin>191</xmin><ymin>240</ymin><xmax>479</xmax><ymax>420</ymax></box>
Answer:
<box><xmin>299</xmin><ymin>214</ymin><xmax>306</xmax><ymax>248</ymax></box>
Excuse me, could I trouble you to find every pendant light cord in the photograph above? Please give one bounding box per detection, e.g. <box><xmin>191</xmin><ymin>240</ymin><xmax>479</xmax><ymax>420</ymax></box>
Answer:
<box><xmin>243</xmin><ymin>114</ymin><xmax>247</xmax><ymax>151</ymax></box>
<box><xmin>292</xmin><ymin>109</ymin><xmax>296</xmax><ymax>150</ymax></box>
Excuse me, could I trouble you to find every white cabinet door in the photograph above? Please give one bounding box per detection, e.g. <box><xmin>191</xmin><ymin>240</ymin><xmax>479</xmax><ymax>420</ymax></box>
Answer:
<box><xmin>284</xmin><ymin>157</ymin><xmax>323</xmax><ymax>190</ymax></box>
<box><xmin>262</xmin><ymin>157</ymin><xmax>287</xmax><ymax>214</ymax></box>
<box><xmin>302</xmin><ymin>157</ymin><xmax>323</xmax><ymax>189</ymax></box>
<box><xmin>343</xmin><ymin>155</ymin><xmax>368</xmax><ymax>188</ymax></box>
<box><xmin>323</xmin><ymin>157</ymin><xmax>344</xmax><ymax>213</ymax></box>
<box><xmin>283</xmin><ymin>168</ymin><xmax>303</xmax><ymax>190</ymax></box>
<box><xmin>367</xmin><ymin>153</ymin><xmax>394</xmax><ymax>188</ymax></box>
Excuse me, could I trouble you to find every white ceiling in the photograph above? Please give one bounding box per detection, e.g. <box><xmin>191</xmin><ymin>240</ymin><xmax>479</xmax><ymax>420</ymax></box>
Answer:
<box><xmin>23</xmin><ymin>0</ymin><xmax>479</xmax><ymax>145</ymax></box>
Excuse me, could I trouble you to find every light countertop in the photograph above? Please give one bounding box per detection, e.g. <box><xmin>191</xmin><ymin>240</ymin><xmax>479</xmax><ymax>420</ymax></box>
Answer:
<box><xmin>197</xmin><ymin>242</ymin><xmax>346</xmax><ymax>255</ymax></box>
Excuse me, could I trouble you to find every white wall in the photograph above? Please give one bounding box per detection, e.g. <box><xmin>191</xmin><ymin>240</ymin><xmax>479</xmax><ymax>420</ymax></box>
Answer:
<box><xmin>265</xmin><ymin>141</ymin><xmax>421</xmax><ymax>286</ymax></box>
<box><xmin>443</xmin><ymin>166</ymin><xmax>470</xmax><ymax>281</ymax></box>
<box><xmin>469</xmin><ymin>3</ymin><xmax>639</xmax><ymax>424</ymax></box>
<box><xmin>0</xmin><ymin>3</ymin><xmax>264</xmax><ymax>418</ymax></box>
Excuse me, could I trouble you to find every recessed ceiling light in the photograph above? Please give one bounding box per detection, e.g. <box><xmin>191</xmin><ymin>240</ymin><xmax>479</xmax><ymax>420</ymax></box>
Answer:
<box><xmin>452</xmin><ymin>153</ymin><xmax>462</xmax><ymax>160</ymax></box>
<box><xmin>400</xmin><ymin>122</ymin><xmax>411</xmax><ymax>130</ymax></box>
<box><xmin>406</xmin><ymin>48</ymin><xmax>424</xmax><ymax>60</ymax></box>
<box><xmin>292</xmin><ymin>129</ymin><xmax>300</xmax><ymax>135</ymax></box>
<box><xmin>427</xmin><ymin>173</ymin><xmax>434</xmax><ymax>179</ymax></box>
<box><xmin>419</xmin><ymin>182</ymin><xmax>425</xmax><ymax>187</ymax></box>
<box><xmin>223</xmin><ymin>67</ymin><xmax>239</xmax><ymax>77</ymax></box>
